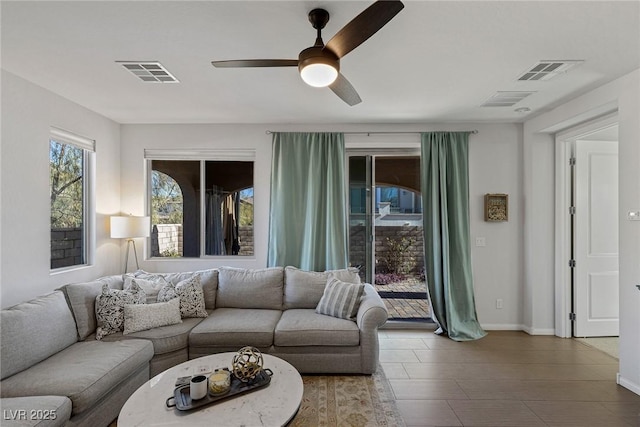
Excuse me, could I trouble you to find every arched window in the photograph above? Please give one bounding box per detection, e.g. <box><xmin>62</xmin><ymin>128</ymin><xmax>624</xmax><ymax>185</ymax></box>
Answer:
<box><xmin>151</xmin><ymin>170</ymin><xmax>183</xmax><ymax>257</ymax></box>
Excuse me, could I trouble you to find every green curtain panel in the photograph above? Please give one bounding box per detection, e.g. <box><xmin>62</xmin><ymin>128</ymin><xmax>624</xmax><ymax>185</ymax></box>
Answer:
<box><xmin>421</xmin><ymin>132</ymin><xmax>487</xmax><ymax>341</ymax></box>
<box><xmin>268</xmin><ymin>132</ymin><xmax>348</xmax><ymax>271</ymax></box>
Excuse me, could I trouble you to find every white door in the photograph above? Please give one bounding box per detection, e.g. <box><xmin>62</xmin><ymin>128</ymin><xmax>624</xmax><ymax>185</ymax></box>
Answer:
<box><xmin>573</xmin><ymin>140</ymin><xmax>619</xmax><ymax>337</ymax></box>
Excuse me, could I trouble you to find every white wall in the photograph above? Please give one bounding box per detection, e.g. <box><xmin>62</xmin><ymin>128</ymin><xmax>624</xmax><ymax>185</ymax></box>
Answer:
<box><xmin>0</xmin><ymin>71</ymin><xmax>122</xmax><ymax>308</ymax></box>
<box><xmin>523</xmin><ymin>69</ymin><xmax>640</xmax><ymax>394</ymax></box>
<box><xmin>121</xmin><ymin>122</ymin><xmax>525</xmax><ymax>329</ymax></box>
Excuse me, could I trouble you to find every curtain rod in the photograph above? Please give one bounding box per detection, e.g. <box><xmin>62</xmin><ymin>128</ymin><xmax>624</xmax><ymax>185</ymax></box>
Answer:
<box><xmin>265</xmin><ymin>130</ymin><xmax>478</xmax><ymax>135</ymax></box>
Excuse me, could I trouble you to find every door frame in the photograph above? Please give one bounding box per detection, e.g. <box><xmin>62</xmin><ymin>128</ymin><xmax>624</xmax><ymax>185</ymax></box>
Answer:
<box><xmin>554</xmin><ymin>113</ymin><xmax>618</xmax><ymax>338</ymax></box>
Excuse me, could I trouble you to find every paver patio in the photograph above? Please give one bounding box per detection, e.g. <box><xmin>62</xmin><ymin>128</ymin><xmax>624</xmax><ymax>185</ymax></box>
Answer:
<box><xmin>374</xmin><ymin>278</ymin><xmax>431</xmax><ymax>320</ymax></box>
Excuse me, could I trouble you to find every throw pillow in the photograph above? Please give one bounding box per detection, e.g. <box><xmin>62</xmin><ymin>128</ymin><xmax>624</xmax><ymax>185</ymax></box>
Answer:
<box><xmin>124</xmin><ymin>271</ymin><xmax>169</xmax><ymax>303</ymax></box>
<box><xmin>95</xmin><ymin>282</ymin><xmax>146</xmax><ymax>340</ymax></box>
<box><xmin>123</xmin><ymin>297</ymin><xmax>182</xmax><ymax>334</ymax></box>
<box><xmin>283</xmin><ymin>266</ymin><xmax>361</xmax><ymax>309</ymax></box>
<box><xmin>124</xmin><ymin>276</ymin><xmax>167</xmax><ymax>303</ymax></box>
<box><xmin>316</xmin><ymin>278</ymin><xmax>365</xmax><ymax>321</ymax></box>
<box><xmin>157</xmin><ymin>275</ymin><xmax>208</xmax><ymax>318</ymax></box>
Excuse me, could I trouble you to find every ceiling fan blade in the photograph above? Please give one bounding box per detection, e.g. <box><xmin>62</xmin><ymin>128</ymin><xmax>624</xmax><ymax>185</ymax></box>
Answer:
<box><xmin>211</xmin><ymin>59</ymin><xmax>298</xmax><ymax>68</ymax></box>
<box><xmin>324</xmin><ymin>0</ymin><xmax>404</xmax><ymax>59</ymax></box>
<box><xmin>329</xmin><ymin>73</ymin><xmax>362</xmax><ymax>106</ymax></box>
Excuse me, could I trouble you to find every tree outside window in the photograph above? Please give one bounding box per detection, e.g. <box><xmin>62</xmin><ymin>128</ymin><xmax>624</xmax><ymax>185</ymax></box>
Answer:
<box><xmin>50</xmin><ymin>139</ymin><xmax>86</xmax><ymax>268</ymax></box>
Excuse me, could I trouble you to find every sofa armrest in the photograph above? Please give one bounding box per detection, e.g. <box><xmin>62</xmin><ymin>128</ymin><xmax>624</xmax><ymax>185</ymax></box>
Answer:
<box><xmin>356</xmin><ymin>283</ymin><xmax>388</xmax><ymax>330</ymax></box>
<box><xmin>356</xmin><ymin>284</ymin><xmax>388</xmax><ymax>374</ymax></box>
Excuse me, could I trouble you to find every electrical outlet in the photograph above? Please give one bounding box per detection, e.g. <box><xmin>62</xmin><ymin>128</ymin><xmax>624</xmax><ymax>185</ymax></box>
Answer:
<box><xmin>475</xmin><ymin>237</ymin><xmax>486</xmax><ymax>247</ymax></box>
<box><xmin>496</xmin><ymin>299</ymin><xmax>503</xmax><ymax>309</ymax></box>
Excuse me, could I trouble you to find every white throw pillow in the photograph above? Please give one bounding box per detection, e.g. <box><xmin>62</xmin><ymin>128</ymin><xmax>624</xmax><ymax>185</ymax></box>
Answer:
<box><xmin>124</xmin><ymin>271</ymin><xmax>169</xmax><ymax>303</ymax></box>
<box><xmin>124</xmin><ymin>276</ymin><xmax>167</xmax><ymax>303</ymax></box>
<box><xmin>316</xmin><ymin>277</ymin><xmax>365</xmax><ymax>321</ymax></box>
<box><xmin>95</xmin><ymin>282</ymin><xmax>146</xmax><ymax>340</ymax></box>
<box><xmin>123</xmin><ymin>298</ymin><xmax>182</xmax><ymax>334</ymax></box>
<box><xmin>157</xmin><ymin>275</ymin><xmax>208</xmax><ymax>318</ymax></box>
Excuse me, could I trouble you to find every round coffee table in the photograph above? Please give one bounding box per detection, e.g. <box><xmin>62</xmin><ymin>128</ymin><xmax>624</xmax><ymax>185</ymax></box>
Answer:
<box><xmin>118</xmin><ymin>353</ymin><xmax>303</xmax><ymax>426</ymax></box>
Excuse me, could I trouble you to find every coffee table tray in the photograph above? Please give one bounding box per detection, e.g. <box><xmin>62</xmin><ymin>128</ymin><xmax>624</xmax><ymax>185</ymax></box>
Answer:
<box><xmin>166</xmin><ymin>368</ymin><xmax>273</xmax><ymax>411</ymax></box>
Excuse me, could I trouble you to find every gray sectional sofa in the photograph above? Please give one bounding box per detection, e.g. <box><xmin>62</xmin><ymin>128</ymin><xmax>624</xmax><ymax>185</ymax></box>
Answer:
<box><xmin>0</xmin><ymin>266</ymin><xmax>388</xmax><ymax>427</ymax></box>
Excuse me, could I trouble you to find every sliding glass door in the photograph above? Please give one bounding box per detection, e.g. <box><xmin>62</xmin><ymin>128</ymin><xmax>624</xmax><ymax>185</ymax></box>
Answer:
<box><xmin>348</xmin><ymin>153</ymin><xmax>430</xmax><ymax>321</ymax></box>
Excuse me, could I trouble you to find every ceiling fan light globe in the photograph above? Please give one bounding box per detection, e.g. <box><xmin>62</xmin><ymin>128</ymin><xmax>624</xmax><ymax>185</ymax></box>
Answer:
<box><xmin>300</xmin><ymin>63</ymin><xmax>338</xmax><ymax>87</ymax></box>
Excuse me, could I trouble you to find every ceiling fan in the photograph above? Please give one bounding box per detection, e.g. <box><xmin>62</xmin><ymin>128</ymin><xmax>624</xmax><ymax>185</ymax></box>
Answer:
<box><xmin>211</xmin><ymin>1</ymin><xmax>404</xmax><ymax>106</ymax></box>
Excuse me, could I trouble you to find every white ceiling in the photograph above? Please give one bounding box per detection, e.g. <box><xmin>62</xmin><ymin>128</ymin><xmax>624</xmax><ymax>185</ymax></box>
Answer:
<box><xmin>2</xmin><ymin>1</ymin><xmax>639</xmax><ymax>124</ymax></box>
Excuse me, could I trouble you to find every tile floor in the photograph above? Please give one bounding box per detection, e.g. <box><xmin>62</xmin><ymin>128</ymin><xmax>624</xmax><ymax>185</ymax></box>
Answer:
<box><xmin>379</xmin><ymin>329</ymin><xmax>640</xmax><ymax>427</ymax></box>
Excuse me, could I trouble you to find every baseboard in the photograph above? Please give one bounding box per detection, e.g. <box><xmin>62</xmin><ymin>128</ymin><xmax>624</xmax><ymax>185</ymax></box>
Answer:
<box><xmin>481</xmin><ymin>324</ymin><xmax>556</xmax><ymax>335</ymax></box>
<box><xmin>617</xmin><ymin>374</ymin><xmax>640</xmax><ymax>396</ymax></box>
<box><xmin>521</xmin><ymin>326</ymin><xmax>556</xmax><ymax>336</ymax></box>
<box><xmin>481</xmin><ymin>323</ymin><xmax>524</xmax><ymax>331</ymax></box>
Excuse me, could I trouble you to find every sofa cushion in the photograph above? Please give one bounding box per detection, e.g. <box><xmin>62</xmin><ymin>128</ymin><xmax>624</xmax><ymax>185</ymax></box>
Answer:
<box><xmin>123</xmin><ymin>297</ymin><xmax>182</xmax><ymax>335</ymax></box>
<box><xmin>161</xmin><ymin>269</ymin><xmax>218</xmax><ymax>310</ymax></box>
<box><xmin>217</xmin><ymin>267</ymin><xmax>284</xmax><ymax>310</ymax></box>
<box><xmin>157</xmin><ymin>275</ymin><xmax>208</xmax><ymax>318</ymax></box>
<box><xmin>316</xmin><ymin>278</ymin><xmax>365</xmax><ymax>321</ymax></box>
<box><xmin>101</xmin><ymin>316</ymin><xmax>206</xmax><ymax>355</ymax></box>
<box><xmin>0</xmin><ymin>339</ymin><xmax>153</xmax><ymax>416</ymax></box>
<box><xmin>283</xmin><ymin>266</ymin><xmax>361</xmax><ymax>309</ymax></box>
<box><xmin>189</xmin><ymin>308</ymin><xmax>282</xmax><ymax>348</ymax></box>
<box><xmin>1</xmin><ymin>291</ymin><xmax>78</xmax><ymax>380</ymax></box>
<box><xmin>60</xmin><ymin>275</ymin><xmax>123</xmax><ymax>340</ymax></box>
<box><xmin>95</xmin><ymin>282</ymin><xmax>146</xmax><ymax>340</ymax></box>
<box><xmin>0</xmin><ymin>395</ymin><xmax>72</xmax><ymax>427</ymax></box>
<box><xmin>274</xmin><ymin>309</ymin><xmax>360</xmax><ymax>347</ymax></box>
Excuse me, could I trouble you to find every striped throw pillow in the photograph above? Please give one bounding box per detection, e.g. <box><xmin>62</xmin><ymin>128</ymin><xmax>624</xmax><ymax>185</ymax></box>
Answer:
<box><xmin>316</xmin><ymin>278</ymin><xmax>365</xmax><ymax>321</ymax></box>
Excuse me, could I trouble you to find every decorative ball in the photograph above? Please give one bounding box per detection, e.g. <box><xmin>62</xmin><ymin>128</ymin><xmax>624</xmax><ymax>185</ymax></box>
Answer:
<box><xmin>232</xmin><ymin>346</ymin><xmax>264</xmax><ymax>382</ymax></box>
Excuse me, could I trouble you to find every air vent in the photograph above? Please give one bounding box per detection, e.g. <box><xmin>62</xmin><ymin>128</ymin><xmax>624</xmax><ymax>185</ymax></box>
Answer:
<box><xmin>117</xmin><ymin>61</ymin><xmax>179</xmax><ymax>83</ymax></box>
<box><xmin>517</xmin><ymin>60</ymin><xmax>583</xmax><ymax>81</ymax></box>
<box><xmin>481</xmin><ymin>91</ymin><xmax>535</xmax><ymax>107</ymax></box>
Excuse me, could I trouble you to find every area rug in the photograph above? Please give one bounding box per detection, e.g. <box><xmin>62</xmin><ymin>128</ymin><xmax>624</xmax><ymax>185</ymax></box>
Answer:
<box><xmin>289</xmin><ymin>366</ymin><xmax>406</xmax><ymax>427</ymax></box>
<box><xmin>110</xmin><ymin>366</ymin><xmax>404</xmax><ymax>427</ymax></box>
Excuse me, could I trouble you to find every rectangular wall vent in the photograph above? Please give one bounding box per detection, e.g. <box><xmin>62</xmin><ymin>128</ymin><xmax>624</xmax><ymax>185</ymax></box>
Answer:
<box><xmin>481</xmin><ymin>91</ymin><xmax>535</xmax><ymax>107</ymax></box>
<box><xmin>117</xmin><ymin>61</ymin><xmax>179</xmax><ymax>83</ymax></box>
<box><xmin>517</xmin><ymin>60</ymin><xmax>583</xmax><ymax>81</ymax></box>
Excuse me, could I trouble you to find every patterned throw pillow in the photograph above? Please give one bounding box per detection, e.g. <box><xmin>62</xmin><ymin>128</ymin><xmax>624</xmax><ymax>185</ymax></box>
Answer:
<box><xmin>316</xmin><ymin>277</ymin><xmax>365</xmax><ymax>321</ymax></box>
<box><xmin>157</xmin><ymin>275</ymin><xmax>208</xmax><ymax>318</ymax></box>
<box><xmin>123</xmin><ymin>297</ymin><xmax>182</xmax><ymax>334</ymax></box>
<box><xmin>95</xmin><ymin>282</ymin><xmax>146</xmax><ymax>340</ymax></box>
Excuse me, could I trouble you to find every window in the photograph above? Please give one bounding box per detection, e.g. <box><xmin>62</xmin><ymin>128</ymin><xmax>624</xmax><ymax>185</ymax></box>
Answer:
<box><xmin>146</xmin><ymin>150</ymin><xmax>254</xmax><ymax>258</ymax></box>
<box><xmin>49</xmin><ymin>128</ymin><xmax>94</xmax><ymax>270</ymax></box>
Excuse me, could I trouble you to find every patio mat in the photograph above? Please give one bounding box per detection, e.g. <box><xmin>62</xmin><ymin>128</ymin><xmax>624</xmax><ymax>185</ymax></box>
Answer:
<box><xmin>377</xmin><ymin>291</ymin><xmax>427</xmax><ymax>299</ymax></box>
<box><xmin>290</xmin><ymin>365</ymin><xmax>406</xmax><ymax>427</ymax></box>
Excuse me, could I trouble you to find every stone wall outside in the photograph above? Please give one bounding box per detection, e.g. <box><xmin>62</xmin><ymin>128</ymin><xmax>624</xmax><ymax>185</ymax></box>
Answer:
<box><xmin>151</xmin><ymin>224</ymin><xmax>254</xmax><ymax>256</ymax></box>
<box><xmin>349</xmin><ymin>225</ymin><xmax>424</xmax><ymax>275</ymax></box>
<box><xmin>51</xmin><ymin>227</ymin><xmax>83</xmax><ymax>268</ymax></box>
<box><xmin>151</xmin><ymin>224</ymin><xmax>183</xmax><ymax>257</ymax></box>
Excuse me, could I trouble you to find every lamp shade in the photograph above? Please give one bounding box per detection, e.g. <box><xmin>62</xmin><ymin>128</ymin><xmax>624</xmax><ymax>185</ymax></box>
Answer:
<box><xmin>110</xmin><ymin>216</ymin><xmax>150</xmax><ymax>239</ymax></box>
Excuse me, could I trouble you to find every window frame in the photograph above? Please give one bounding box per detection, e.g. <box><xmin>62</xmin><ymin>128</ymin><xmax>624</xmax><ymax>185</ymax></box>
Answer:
<box><xmin>144</xmin><ymin>149</ymin><xmax>256</xmax><ymax>260</ymax></box>
<box><xmin>49</xmin><ymin>127</ymin><xmax>95</xmax><ymax>273</ymax></box>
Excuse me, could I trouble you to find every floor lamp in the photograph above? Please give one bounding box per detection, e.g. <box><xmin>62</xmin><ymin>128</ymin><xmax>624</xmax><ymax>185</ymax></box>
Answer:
<box><xmin>110</xmin><ymin>215</ymin><xmax>150</xmax><ymax>273</ymax></box>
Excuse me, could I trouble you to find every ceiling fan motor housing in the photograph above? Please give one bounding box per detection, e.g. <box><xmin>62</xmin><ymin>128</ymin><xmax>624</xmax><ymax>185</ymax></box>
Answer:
<box><xmin>298</xmin><ymin>47</ymin><xmax>339</xmax><ymax>74</ymax></box>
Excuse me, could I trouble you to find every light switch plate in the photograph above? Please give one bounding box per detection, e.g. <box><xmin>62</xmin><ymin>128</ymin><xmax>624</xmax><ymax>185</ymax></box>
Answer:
<box><xmin>475</xmin><ymin>237</ymin><xmax>486</xmax><ymax>247</ymax></box>
<box><xmin>628</xmin><ymin>211</ymin><xmax>640</xmax><ymax>221</ymax></box>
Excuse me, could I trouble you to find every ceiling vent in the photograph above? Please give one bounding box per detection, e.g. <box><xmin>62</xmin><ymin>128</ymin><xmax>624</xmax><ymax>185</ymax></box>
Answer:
<box><xmin>517</xmin><ymin>60</ymin><xmax>583</xmax><ymax>81</ymax></box>
<box><xmin>481</xmin><ymin>91</ymin><xmax>535</xmax><ymax>107</ymax></box>
<box><xmin>117</xmin><ymin>61</ymin><xmax>179</xmax><ymax>83</ymax></box>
